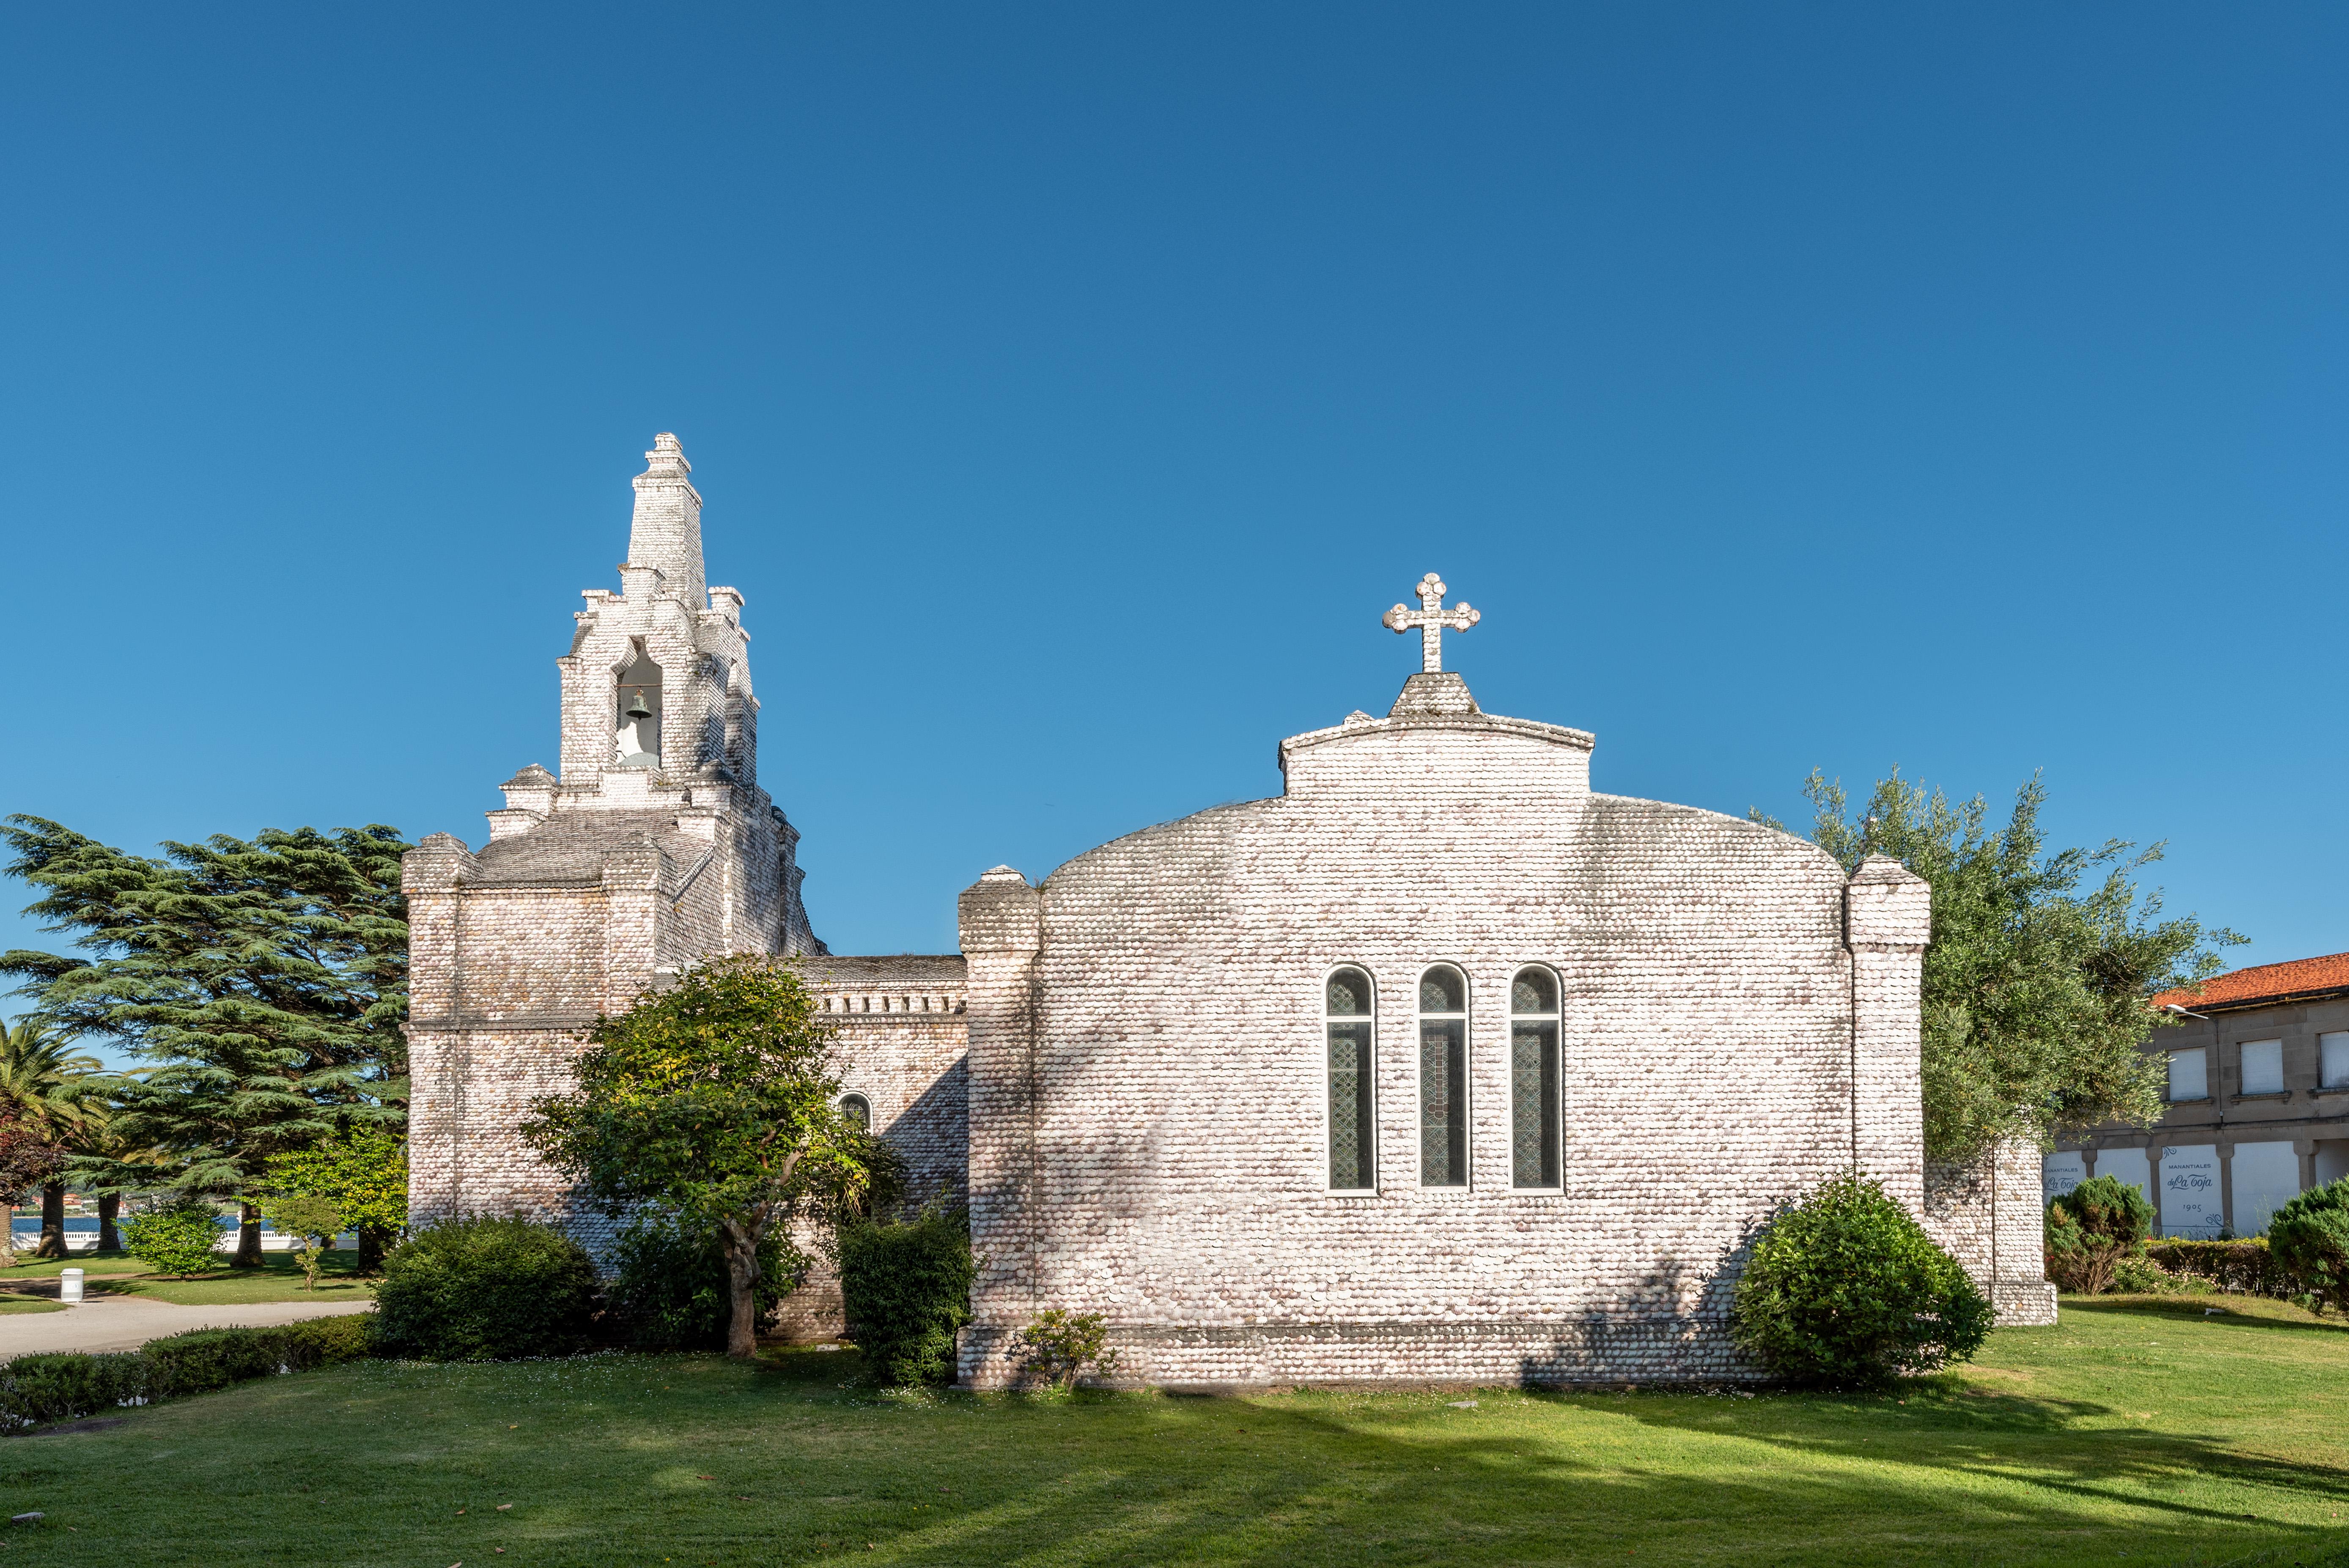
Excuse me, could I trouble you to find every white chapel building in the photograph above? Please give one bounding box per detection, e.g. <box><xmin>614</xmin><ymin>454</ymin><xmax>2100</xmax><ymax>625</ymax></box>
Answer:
<box><xmin>405</xmin><ymin>434</ymin><xmax>2054</xmax><ymax>1389</ymax></box>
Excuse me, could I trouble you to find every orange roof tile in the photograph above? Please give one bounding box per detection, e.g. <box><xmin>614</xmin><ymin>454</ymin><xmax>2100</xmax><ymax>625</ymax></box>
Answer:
<box><xmin>2151</xmin><ymin>951</ymin><xmax>2349</xmax><ymax>1013</ymax></box>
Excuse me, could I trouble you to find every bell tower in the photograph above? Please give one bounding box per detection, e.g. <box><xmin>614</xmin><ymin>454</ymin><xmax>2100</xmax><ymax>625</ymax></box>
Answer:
<box><xmin>401</xmin><ymin>432</ymin><xmax>823</xmax><ymax>1234</ymax></box>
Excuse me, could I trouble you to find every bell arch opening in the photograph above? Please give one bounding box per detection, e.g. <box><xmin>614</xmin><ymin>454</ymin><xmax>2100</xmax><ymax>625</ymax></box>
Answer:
<box><xmin>615</xmin><ymin>642</ymin><xmax>663</xmax><ymax>767</ymax></box>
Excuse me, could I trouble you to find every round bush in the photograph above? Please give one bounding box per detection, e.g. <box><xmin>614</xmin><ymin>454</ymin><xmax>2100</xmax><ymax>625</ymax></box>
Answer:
<box><xmin>368</xmin><ymin>1217</ymin><xmax>597</xmax><ymax>1361</ymax></box>
<box><xmin>604</xmin><ymin>1214</ymin><xmax>799</xmax><ymax>1351</ymax></box>
<box><xmin>2267</xmin><ymin>1178</ymin><xmax>2349</xmax><ymax>1316</ymax></box>
<box><xmin>839</xmin><ymin>1208</ymin><xmax>974</xmax><ymax>1387</ymax></box>
<box><xmin>121</xmin><ymin>1197</ymin><xmax>225</xmax><ymax>1278</ymax></box>
<box><xmin>1733</xmin><ymin>1172</ymin><xmax>1992</xmax><ymax>1390</ymax></box>
<box><xmin>2043</xmin><ymin>1174</ymin><xmax>2154</xmax><ymax>1295</ymax></box>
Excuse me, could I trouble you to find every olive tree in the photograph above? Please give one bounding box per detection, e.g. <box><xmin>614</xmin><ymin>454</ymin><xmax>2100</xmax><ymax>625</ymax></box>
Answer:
<box><xmin>1762</xmin><ymin>772</ymin><xmax>2240</xmax><ymax>1161</ymax></box>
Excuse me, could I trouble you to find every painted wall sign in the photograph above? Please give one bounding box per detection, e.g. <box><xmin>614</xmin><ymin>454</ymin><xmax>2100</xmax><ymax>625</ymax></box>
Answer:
<box><xmin>2160</xmin><ymin>1144</ymin><xmax>2223</xmax><ymax>1239</ymax></box>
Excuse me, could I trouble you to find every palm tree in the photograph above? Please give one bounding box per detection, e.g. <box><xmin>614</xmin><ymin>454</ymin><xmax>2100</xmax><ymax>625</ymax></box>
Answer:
<box><xmin>0</xmin><ymin>1019</ymin><xmax>107</xmax><ymax>1258</ymax></box>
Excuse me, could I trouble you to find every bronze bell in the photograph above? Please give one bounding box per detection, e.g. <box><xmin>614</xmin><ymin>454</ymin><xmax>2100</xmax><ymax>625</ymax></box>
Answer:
<box><xmin>623</xmin><ymin>689</ymin><xmax>653</xmax><ymax>722</ymax></box>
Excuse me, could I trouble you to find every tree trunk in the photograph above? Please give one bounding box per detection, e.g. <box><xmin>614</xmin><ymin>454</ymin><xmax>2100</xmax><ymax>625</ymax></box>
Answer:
<box><xmin>721</xmin><ymin>1220</ymin><xmax>763</xmax><ymax>1359</ymax></box>
<box><xmin>97</xmin><ymin>1193</ymin><xmax>121</xmax><ymax>1252</ymax></box>
<box><xmin>232</xmin><ymin>1202</ymin><xmax>263</xmax><ymax>1268</ymax></box>
<box><xmin>33</xmin><ymin>1182</ymin><xmax>68</xmax><ymax>1259</ymax></box>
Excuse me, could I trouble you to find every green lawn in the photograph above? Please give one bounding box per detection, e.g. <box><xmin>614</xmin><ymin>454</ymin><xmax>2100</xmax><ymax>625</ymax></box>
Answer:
<box><xmin>0</xmin><ymin>1251</ymin><xmax>373</xmax><ymax>1305</ymax></box>
<box><xmin>1</xmin><ymin>1296</ymin><xmax>2346</xmax><ymax>1566</ymax></box>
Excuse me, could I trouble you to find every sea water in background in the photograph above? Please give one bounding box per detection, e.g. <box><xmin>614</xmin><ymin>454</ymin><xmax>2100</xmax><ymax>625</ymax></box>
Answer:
<box><xmin>6</xmin><ymin>1217</ymin><xmax>110</xmax><ymax>1253</ymax></box>
<box><xmin>7</xmin><ymin>1216</ymin><xmax>358</xmax><ymax>1253</ymax></box>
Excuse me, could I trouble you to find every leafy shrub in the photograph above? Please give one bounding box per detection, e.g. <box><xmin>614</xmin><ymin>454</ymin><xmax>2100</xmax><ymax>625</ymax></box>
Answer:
<box><xmin>604</xmin><ymin>1213</ymin><xmax>799</xmax><ymax>1351</ymax></box>
<box><xmin>2109</xmin><ymin>1255</ymin><xmax>2207</xmax><ymax>1295</ymax></box>
<box><xmin>1733</xmin><ymin>1172</ymin><xmax>1993</xmax><ymax>1390</ymax></box>
<box><xmin>838</xmin><ymin>1207</ymin><xmax>974</xmax><ymax>1387</ymax></box>
<box><xmin>1017</xmin><ymin>1310</ymin><xmax>1119</xmax><ymax>1390</ymax></box>
<box><xmin>263</xmin><ymin>1195</ymin><xmax>343</xmax><ymax>1291</ymax></box>
<box><xmin>122</xmin><ymin>1197</ymin><xmax>225</xmax><ymax>1278</ymax></box>
<box><xmin>2043</xmin><ymin>1176</ymin><xmax>2153</xmax><ymax>1295</ymax></box>
<box><xmin>2267</xmin><ymin>1178</ymin><xmax>2349</xmax><ymax>1316</ymax></box>
<box><xmin>2145</xmin><ymin>1238</ymin><xmax>2289</xmax><ymax>1297</ymax></box>
<box><xmin>368</xmin><ymin>1217</ymin><xmax>597</xmax><ymax>1361</ymax></box>
<box><xmin>0</xmin><ymin>1315</ymin><xmax>377</xmax><ymax>1431</ymax></box>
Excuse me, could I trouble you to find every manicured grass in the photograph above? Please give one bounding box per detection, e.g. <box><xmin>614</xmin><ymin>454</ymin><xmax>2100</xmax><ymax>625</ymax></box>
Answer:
<box><xmin>0</xmin><ymin>1297</ymin><xmax>63</xmax><ymax>1315</ymax></box>
<box><xmin>1</xmin><ymin>1297</ymin><xmax>2347</xmax><ymax>1566</ymax></box>
<box><xmin>0</xmin><ymin>1251</ymin><xmax>373</xmax><ymax>1306</ymax></box>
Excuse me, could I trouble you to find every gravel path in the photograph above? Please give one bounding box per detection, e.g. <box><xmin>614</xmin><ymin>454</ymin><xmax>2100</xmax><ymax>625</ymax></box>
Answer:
<box><xmin>0</xmin><ymin>1294</ymin><xmax>370</xmax><ymax>1358</ymax></box>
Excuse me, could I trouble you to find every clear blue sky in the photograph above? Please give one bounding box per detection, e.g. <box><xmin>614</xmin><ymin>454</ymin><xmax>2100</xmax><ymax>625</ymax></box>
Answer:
<box><xmin>4</xmin><ymin>5</ymin><xmax>2344</xmax><ymax>1052</ymax></box>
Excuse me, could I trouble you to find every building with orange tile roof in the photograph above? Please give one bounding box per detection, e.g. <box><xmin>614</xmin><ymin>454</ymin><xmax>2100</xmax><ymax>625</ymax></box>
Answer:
<box><xmin>2046</xmin><ymin>953</ymin><xmax>2349</xmax><ymax>1238</ymax></box>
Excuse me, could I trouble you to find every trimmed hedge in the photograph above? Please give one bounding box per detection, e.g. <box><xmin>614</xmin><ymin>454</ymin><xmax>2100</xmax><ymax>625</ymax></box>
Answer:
<box><xmin>369</xmin><ymin>1217</ymin><xmax>598</xmax><ymax>1362</ymax></box>
<box><xmin>839</xmin><ymin>1208</ymin><xmax>974</xmax><ymax>1387</ymax></box>
<box><xmin>1</xmin><ymin>1315</ymin><xmax>373</xmax><ymax>1431</ymax></box>
<box><xmin>2144</xmin><ymin>1238</ymin><xmax>2291</xmax><ymax>1297</ymax></box>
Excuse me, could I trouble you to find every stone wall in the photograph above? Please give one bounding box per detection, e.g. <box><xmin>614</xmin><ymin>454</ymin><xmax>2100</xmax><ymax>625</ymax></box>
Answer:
<box><xmin>768</xmin><ymin>955</ymin><xmax>971</xmax><ymax>1341</ymax></box>
<box><xmin>954</xmin><ymin>678</ymin><xmax>1947</xmax><ymax>1389</ymax></box>
<box><xmin>1924</xmin><ymin>1138</ymin><xmax>2060</xmax><ymax>1326</ymax></box>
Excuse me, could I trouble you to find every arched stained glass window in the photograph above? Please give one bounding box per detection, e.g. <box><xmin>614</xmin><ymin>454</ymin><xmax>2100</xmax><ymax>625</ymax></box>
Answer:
<box><xmin>1511</xmin><ymin>967</ymin><xmax>1561</xmax><ymax>1189</ymax></box>
<box><xmin>1325</xmin><ymin>968</ymin><xmax>1376</xmax><ymax>1191</ymax></box>
<box><xmin>1419</xmin><ymin>965</ymin><xmax>1468</xmax><ymax>1187</ymax></box>
<box><xmin>840</xmin><ymin>1093</ymin><xmax>871</xmax><ymax>1133</ymax></box>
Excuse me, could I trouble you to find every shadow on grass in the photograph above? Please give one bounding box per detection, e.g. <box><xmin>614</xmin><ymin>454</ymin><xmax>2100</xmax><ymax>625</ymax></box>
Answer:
<box><xmin>8</xmin><ymin>1344</ymin><xmax>2346</xmax><ymax>1568</ymax></box>
<box><xmin>727</xmin><ymin>1348</ymin><xmax>2348</xmax><ymax>1567</ymax></box>
<box><xmin>2060</xmin><ymin>1297</ymin><xmax>2346</xmax><ymax>1334</ymax></box>
<box><xmin>1571</xmin><ymin>1379</ymin><xmax>2349</xmax><ymax>1553</ymax></box>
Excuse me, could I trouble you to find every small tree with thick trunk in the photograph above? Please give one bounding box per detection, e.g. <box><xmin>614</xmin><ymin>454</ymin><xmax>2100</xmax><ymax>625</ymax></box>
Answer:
<box><xmin>524</xmin><ymin>956</ymin><xmax>875</xmax><ymax>1358</ymax></box>
<box><xmin>264</xmin><ymin>1125</ymin><xmax>406</xmax><ymax>1271</ymax></box>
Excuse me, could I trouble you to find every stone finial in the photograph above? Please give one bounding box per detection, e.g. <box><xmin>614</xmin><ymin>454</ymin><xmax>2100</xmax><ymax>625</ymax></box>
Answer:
<box><xmin>1847</xmin><ymin>854</ymin><xmax>1931</xmax><ymax>950</ymax></box>
<box><xmin>960</xmin><ymin>865</ymin><xmax>1042</xmax><ymax>953</ymax></box>
<box><xmin>1382</xmin><ymin>573</ymin><xmax>1479</xmax><ymax>673</ymax></box>
<box><xmin>626</xmin><ymin>431</ymin><xmax>706</xmax><ymax>606</ymax></box>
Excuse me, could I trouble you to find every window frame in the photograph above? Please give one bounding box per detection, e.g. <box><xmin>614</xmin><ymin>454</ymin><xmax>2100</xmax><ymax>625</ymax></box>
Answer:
<box><xmin>2320</xmin><ymin>1032</ymin><xmax>2349</xmax><ymax>1091</ymax></box>
<box><xmin>2167</xmin><ymin>1046</ymin><xmax>2210</xmax><ymax>1103</ymax></box>
<box><xmin>2237</xmin><ymin>1038</ymin><xmax>2286</xmax><ymax>1097</ymax></box>
<box><xmin>1414</xmin><ymin>961</ymin><xmax>1473</xmax><ymax>1191</ymax></box>
<box><xmin>838</xmin><ymin>1091</ymin><xmax>872</xmax><ymax>1133</ymax></box>
<box><xmin>1507</xmin><ymin>963</ymin><xmax>1564</xmax><ymax>1193</ymax></box>
<box><xmin>1320</xmin><ymin>964</ymin><xmax>1380</xmax><ymax>1196</ymax></box>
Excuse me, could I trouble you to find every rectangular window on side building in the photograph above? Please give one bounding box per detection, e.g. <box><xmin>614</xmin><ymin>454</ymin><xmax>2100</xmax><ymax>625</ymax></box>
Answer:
<box><xmin>2168</xmin><ymin>1048</ymin><xmax>2208</xmax><ymax>1102</ymax></box>
<box><xmin>2239</xmin><ymin>1039</ymin><xmax>2284</xmax><ymax>1096</ymax></box>
<box><xmin>2321</xmin><ymin>1032</ymin><xmax>2349</xmax><ymax>1090</ymax></box>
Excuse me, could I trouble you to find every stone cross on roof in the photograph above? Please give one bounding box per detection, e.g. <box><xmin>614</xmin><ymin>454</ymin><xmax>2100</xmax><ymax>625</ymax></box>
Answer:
<box><xmin>1383</xmin><ymin>572</ymin><xmax>1479</xmax><ymax>673</ymax></box>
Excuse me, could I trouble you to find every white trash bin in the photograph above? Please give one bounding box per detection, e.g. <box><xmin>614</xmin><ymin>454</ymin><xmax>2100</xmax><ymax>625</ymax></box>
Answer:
<box><xmin>58</xmin><ymin>1267</ymin><xmax>83</xmax><ymax>1304</ymax></box>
